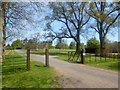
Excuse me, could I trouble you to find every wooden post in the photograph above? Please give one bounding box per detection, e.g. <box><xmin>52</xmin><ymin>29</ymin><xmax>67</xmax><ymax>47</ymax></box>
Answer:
<box><xmin>105</xmin><ymin>54</ymin><xmax>106</xmax><ymax>62</ymax></box>
<box><xmin>81</xmin><ymin>49</ymin><xmax>85</xmax><ymax>64</ymax></box>
<box><xmin>27</xmin><ymin>48</ymin><xmax>30</xmax><ymax>71</ymax></box>
<box><xmin>45</xmin><ymin>48</ymin><xmax>49</xmax><ymax>67</ymax></box>
<box><xmin>68</xmin><ymin>51</ymin><xmax>70</xmax><ymax>61</ymax></box>
<box><xmin>95</xmin><ymin>54</ymin><xmax>96</xmax><ymax>62</ymax></box>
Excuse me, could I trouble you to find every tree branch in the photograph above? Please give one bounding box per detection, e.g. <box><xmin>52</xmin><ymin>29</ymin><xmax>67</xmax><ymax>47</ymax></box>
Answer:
<box><xmin>105</xmin><ymin>13</ymin><xmax>120</xmax><ymax>35</ymax></box>
<box><xmin>90</xmin><ymin>26</ymin><xmax>99</xmax><ymax>32</ymax></box>
<box><xmin>81</xmin><ymin>16</ymin><xmax>90</xmax><ymax>28</ymax></box>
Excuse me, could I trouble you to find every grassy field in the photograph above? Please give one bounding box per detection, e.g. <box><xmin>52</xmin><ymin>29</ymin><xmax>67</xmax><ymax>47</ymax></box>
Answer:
<box><xmin>2</xmin><ymin>50</ymin><xmax>60</xmax><ymax>88</ymax></box>
<box><xmin>21</xmin><ymin>49</ymin><xmax>75</xmax><ymax>56</ymax></box>
<box><xmin>21</xmin><ymin>49</ymin><xmax>119</xmax><ymax>71</ymax></box>
<box><xmin>55</xmin><ymin>55</ymin><xmax>120</xmax><ymax>71</ymax></box>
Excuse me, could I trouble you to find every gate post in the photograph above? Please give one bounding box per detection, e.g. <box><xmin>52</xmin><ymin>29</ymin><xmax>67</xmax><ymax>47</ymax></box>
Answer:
<box><xmin>81</xmin><ymin>49</ymin><xmax>85</xmax><ymax>64</ymax></box>
<box><xmin>27</xmin><ymin>48</ymin><xmax>30</xmax><ymax>71</ymax></box>
<box><xmin>45</xmin><ymin>48</ymin><xmax>49</xmax><ymax>67</ymax></box>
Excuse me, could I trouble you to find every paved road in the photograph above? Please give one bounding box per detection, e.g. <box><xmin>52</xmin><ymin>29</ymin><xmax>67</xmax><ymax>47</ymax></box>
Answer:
<box><xmin>16</xmin><ymin>50</ymin><xmax>118</xmax><ymax>88</ymax></box>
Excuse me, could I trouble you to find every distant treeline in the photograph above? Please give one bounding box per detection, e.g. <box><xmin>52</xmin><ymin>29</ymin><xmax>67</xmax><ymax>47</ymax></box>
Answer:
<box><xmin>6</xmin><ymin>38</ymin><xmax>120</xmax><ymax>53</ymax></box>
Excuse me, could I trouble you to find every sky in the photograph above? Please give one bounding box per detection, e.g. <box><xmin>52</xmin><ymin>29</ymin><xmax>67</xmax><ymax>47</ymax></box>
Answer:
<box><xmin>6</xmin><ymin>2</ymin><xmax>119</xmax><ymax>46</ymax></box>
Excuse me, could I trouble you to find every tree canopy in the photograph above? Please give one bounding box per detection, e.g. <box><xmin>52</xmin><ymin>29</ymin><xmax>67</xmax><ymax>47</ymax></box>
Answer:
<box><xmin>69</xmin><ymin>42</ymin><xmax>76</xmax><ymax>49</ymax></box>
<box><xmin>87</xmin><ymin>2</ymin><xmax>120</xmax><ymax>55</ymax></box>
<box><xmin>11</xmin><ymin>40</ymin><xmax>23</xmax><ymax>49</ymax></box>
<box><xmin>87</xmin><ymin>38</ymin><xmax>100</xmax><ymax>47</ymax></box>
<box><xmin>46</xmin><ymin>2</ymin><xmax>90</xmax><ymax>54</ymax></box>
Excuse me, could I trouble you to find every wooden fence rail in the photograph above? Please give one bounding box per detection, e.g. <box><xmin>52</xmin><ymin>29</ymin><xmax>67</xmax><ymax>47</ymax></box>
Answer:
<box><xmin>68</xmin><ymin>49</ymin><xmax>85</xmax><ymax>64</ymax></box>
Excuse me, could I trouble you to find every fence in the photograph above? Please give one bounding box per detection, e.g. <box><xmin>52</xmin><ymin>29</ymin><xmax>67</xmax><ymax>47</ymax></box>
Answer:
<box><xmin>68</xmin><ymin>51</ymin><xmax>81</xmax><ymax>63</ymax></box>
<box><xmin>68</xmin><ymin>50</ymin><xmax>120</xmax><ymax>64</ymax></box>
<box><xmin>85</xmin><ymin>53</ymin><xmax>120</xmax><ymax>63</ymax></box>
<box><xmin>68</xmin><ymin>49</ymin><xmax>85</xmax><ymax>64</ymax></box>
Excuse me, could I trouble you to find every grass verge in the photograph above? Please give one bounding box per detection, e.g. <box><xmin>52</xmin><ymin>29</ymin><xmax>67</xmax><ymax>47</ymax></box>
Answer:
<box><xmin>55</xmin><ymin>56</ymin><xmax>120</xmax><ymax>71</ymax></box>
<box><xmin>2</xmin><ymin>50</ymin><xmax>60</xmax><ymax>88</ymax></box>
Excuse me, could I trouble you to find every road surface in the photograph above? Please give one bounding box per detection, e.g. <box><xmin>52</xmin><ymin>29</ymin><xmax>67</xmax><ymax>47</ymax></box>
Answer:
<box><xmin>16</xmin><ymin>50</ymin><xmax>119</xmax><ymax>88</ymax></box>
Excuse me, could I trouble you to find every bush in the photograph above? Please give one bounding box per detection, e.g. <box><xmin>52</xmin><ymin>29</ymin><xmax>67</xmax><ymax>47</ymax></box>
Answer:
<box><xmin>6</xmin><ymin>46</ymin><xmax>14</xmax><ymax>50</ymax></box>
<box><xmin>49</xmin><ymin>46</ymin><xmax>55</xmax><ymax>49</ymax></box>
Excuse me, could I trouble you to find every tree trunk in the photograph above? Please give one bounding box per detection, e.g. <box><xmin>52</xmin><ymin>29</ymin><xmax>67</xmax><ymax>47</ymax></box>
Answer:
<box><xmin>0</xmin><ymin>9</ymin><xmax>3</xmax><ymax>62</ymax></box>
<box><xmin>76</xmin><ymin>41</ymin><xmax>81</xmax><ymax>55</ymax></box>
<box><xmin>100</xmin><ymin>35</ymin><xmax>105</xmax><ymax>57</ymax></box>
<box><xmin>2</xmin><ymin>3</ymin><xmax>6</xmax><ymax>59</ymax></box>
<box><xmin>2</xmin><ymin>30</ymin><xmax>6</xmax><ymax>59</ymax></box>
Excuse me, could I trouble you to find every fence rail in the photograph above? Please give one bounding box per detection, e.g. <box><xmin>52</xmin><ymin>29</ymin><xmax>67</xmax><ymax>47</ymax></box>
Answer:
<box><xmin>68</xmin><ymin>51</ymin><xmax>81</xmax><ymax>63</ymax></box>
<box><xmin>84</xmin><ymin>53</ymin><xmax>120</xmax><ymax>63</ymax></box>
<box><xmin>68</xmin><ymin>51</ymin><xmax>120</xmax><ymax>64</ymax></box>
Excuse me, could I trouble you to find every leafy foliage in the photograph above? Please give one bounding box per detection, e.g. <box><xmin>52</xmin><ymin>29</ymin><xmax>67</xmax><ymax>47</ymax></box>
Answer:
<box><xmin>87</xmin><ymin>2</ymin><xmax>120</xmax><ymax>54</ymax></box>
<box><xmin>11</xmin><ymin>40</ymin><xmax>23</xmax><ymax>49</ymax></box>
<box><xmin>69</xmin><ymin>42</ymin><xmax>76</xmax><ymax>49</ymax></box>
<box><xmin>86</xmin><ymin>38</ymin><xmax>100</xmax><ymax>53</ymax></box>
<box><xmin>55</xmin><ymin>42</ymin><xmax>69</xmax><ymax>49</ymax></box>
<box><xmin>87</xmin><ymin>38</ymin><xmax>100</xmax><ymax>47</ymax></box>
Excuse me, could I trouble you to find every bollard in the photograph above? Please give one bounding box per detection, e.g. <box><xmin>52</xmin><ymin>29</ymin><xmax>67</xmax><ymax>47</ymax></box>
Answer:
<box><xmin>81</xmin><ymin>49</ymin><xmax>85</xmax><ymax>64</ymax></box>
<box><xmin>45</xmin><ymin>48</ymin><xmax>49</xmax><ymax>67</ymax></box>
<box><xmin>27</xmin><ymin>48</ymin><xmax>30</xmax><ymax>71</ymax></box>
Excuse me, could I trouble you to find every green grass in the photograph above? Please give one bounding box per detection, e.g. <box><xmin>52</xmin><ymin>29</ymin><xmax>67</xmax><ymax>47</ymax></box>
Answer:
<box><xmin>55</xmin><ymin>55</ymin><xmax>120</xmax><ymax>71</ymax></box>
<box><xmin>86</xmin><ymin>61</ymin><xmax>120</xmax><ymax>71</ymax></box>
<box><xmin>21</xmin><ymin>49</ymin><xmax>75</xmax><ymax>56</ymax></box>
<box><xmin>2</xmin><ymin>50</ymin><xmax>60</xmax><ymax>88</ymax></box>
<box><xmin>21</xmin><ymin>49</ymin><xmax>120</xmax><ymax>71</ymax></box>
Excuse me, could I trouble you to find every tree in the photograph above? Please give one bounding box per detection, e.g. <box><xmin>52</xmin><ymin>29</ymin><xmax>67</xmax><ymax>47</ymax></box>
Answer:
<box><xmin>55</xmin><ymin>42</ymin><xmax>64</xmax><ymax>49</ymax></box>
<box><xmin>11</xmin><ymin>40</ymin><xmax>23</xmax><ymax>49</ymax></box>
<box><xmin>25</xmin><ymin>39</ymin><xmax>37</xmax><ymax>49</ymax></box>
<box><xmin>46</xmin><ymin>2</ymin><xmax>90</xmax><ymax>54</ymax></box>
<box><xmin>21</xmin><ymin>38</ymin><xmax>28</xmax><ymax>45</ymax></box>
<box><xmin>104</xmin><ymin>41</ymin><xmax>119</xmax><ymax>53</ymax></box>
<box><xmin>6</xmin><ymin>44</ymin><xmax>13</xmax><ymax>50</ymax></box>
<box><xmin>0</xmin><ymin>9</ymin><xmax>2</xmax><ymax>61</ymax></box>
<box><xmin>69</xmin><ymin>41</ymin><xmax>76</xmax><ymax>49</ymax></box>
<box><xmin>1</xmin><ymin>2</ymin><xmax>42</xmax><ymax>59</ymax></box>
<box><xmin>81</xmin><ymin>43</ymin><xmax>85</xmax><ymax>49</ymax></box>
<box><xmin>63</xmin><ymin>44</ymin><xmax>69</xmax><ymax>49</ymax></box>
<box><xmin>87</xmin><ymin>38</ymin><xmax>100</xmax><ymax>47</ymax></box>
<box><xmin>87</xmin><ymin>2</ymin><xmax>120</xmax><ymax>56</ymax></box>
<box><xmin>86</xmin><ymin>38</ymin><xmax>100</xmax><ymax>54</ymax></box>
<box><xmin>42</xmin><ymin>41</ymin><xmax>52</xmax><ymax>48</ymax></box>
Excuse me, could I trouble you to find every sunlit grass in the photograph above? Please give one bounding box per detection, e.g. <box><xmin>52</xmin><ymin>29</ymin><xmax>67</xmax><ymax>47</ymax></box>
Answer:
<box><xmin>55</xmin><ymin>55</ymin><xmax>120</xmax><ymax>71</ymax></box>
<box><xmin>21</xmin><ymin>49</ymin><xmax>75</xmax><ymax>56</ymax></box>
<box><xmin>2</xmin><ymin>50</ymin><xmax>60</xmax><ymax>88</ymax></box>
<box><xmin>20</xmin><ymin>49</ymin><xmax>120</xmax><ymax>71</ymax></box>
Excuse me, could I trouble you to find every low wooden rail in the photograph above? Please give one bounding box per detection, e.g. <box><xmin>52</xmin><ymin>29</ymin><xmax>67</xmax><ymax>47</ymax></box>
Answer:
<box><xmin>68</xmin><ymin>51</ymin><xmax>81</xmax><ymax>62</ymax></box>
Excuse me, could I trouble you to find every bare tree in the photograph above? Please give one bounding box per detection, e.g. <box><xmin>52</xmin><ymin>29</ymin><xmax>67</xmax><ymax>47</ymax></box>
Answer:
<box><xmin>46</xmin><ymin>2</ymin><xmax>90</xmax><ymax>54</ymax></box>
<box><xmin>0</xmin><ymin>7</ymin><xmax>2</xmax><ymax>62</ymax></box>
<box><xmin>87</xmin><ymin>2</ymin><xmax>120</xmax><ymax>56</ymax></box>
<box><xmin>1</xmin><ymin>2</ymin><xmax>43</xmax><ymax>59</ymax></box>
